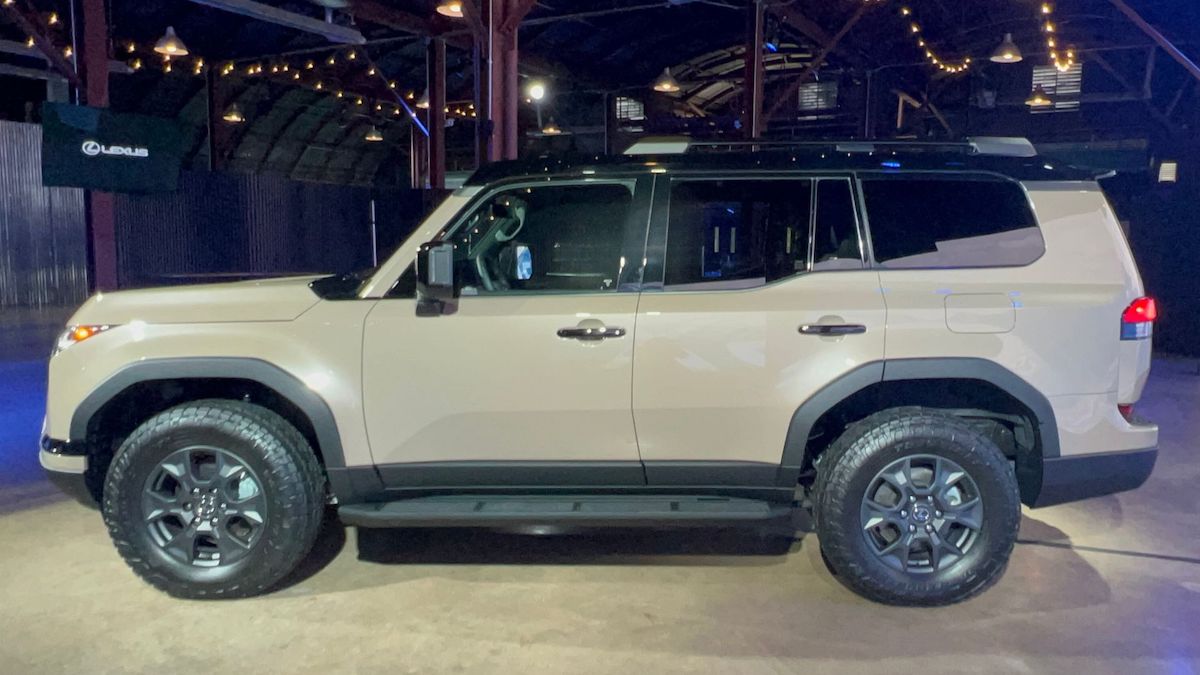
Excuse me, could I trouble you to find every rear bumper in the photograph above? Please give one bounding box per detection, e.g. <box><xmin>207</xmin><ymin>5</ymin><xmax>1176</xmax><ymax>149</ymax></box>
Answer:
<box><xmin>1030</xmin><ymin>446</ymin><xmax>1157</xmax><ymax>508</ymax></box>
<box><xmin>40</xmin><ymin>437</ymin><xmax>99</xmax><ymax>508</ymax></box>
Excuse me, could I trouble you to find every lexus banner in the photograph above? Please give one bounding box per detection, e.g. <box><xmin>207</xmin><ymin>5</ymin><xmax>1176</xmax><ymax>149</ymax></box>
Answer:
<box><xmin>42</xmin><ymin>102</ymin><xmax>183</xmax><ymax>193</ymax></box>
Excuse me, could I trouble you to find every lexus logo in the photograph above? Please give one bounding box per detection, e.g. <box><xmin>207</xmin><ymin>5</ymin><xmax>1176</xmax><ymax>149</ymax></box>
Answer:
<box><xmin>80</xmin><ymin>139</ymin><xmax>149</xmax><ymax>159</ymax></box>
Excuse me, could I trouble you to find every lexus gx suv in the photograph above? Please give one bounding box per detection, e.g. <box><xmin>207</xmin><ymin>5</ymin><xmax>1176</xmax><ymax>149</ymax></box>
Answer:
<box><xmin>40</xmin><ymin>137</ymin><xmax>1158</xmax><ymax>605</ymax></box>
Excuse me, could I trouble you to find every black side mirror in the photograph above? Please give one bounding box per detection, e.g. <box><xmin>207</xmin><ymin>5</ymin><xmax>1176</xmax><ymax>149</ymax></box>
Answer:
<box><xmin>415</xmin><ymin>241</ymin><xmax>458</xmax><ymax>316</ymax></box>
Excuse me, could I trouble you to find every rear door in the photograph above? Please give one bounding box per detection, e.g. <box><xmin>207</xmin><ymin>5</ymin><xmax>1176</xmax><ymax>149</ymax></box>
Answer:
<box><xmin>631</xmin><ymin>174</ymin><xmax>887</xmax><ymax>483</ymax></box>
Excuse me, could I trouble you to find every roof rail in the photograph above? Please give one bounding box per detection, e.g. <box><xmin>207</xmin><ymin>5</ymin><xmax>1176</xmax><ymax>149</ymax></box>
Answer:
<box><xmin>624</xmin><ymin>136</ymin><xmax>1037</xmax><ymax>158</ymax></box>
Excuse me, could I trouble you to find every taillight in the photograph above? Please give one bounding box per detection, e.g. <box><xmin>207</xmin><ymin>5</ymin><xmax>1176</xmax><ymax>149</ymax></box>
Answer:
<box><xmin>1120</xmin><ymin>297</ymin><xmax>1157</xmax><ymax>340</ymax></box>
<box><xmin>1118</xmin><ymin>404</ymin><xmax>1135</xmax><ymax>422</ymax></box>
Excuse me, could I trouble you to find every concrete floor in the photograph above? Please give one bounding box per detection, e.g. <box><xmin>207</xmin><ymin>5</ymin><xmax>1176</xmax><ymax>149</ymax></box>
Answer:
<box><xmin>2</xmin><ymin>312</ymin><xmax>1199</xmax><ymax>674</ymax></box>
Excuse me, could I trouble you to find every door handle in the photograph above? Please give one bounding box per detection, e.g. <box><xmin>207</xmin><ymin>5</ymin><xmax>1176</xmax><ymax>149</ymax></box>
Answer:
<box><xmin>557</xmin><ymin>326</ymin><xmax>627</xmax><ymax>341</ymax></box>
<box><xmin>799</xmin><ymin>323</ymin><xmax>867</xmax><ymax>336</ymax></box>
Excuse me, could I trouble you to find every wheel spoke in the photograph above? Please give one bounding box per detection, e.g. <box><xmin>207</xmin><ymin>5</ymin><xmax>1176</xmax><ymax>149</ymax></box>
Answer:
<box><xmin>163</xmin><ymin>526</ymin><xmax>199</xmax><ymax>564</ymax></box>
<box><xmin>930</xmin><ymin>530</ymin><xmax>965</xmax><ymax>571</ymax></box>
<box><xmin>878</xmin><ymin>461</ymin><xmax>911</xmax><ymax>494</ymax></box>
<box><xmin>144</xmin><ymin>489</ymin><xmax>178</xmax><ymax>507</ymax></box>
<box><xmin>238</xmin><ymin>509</ymin><xmax>265</xmax><ymax>524</ymax></box>
<box><xmin>862</xmin><ymin>499</ymin><xmax>905</xmax><ymax>532</ymax></box>
<box><xmin>942</xmin><ymin>497</ymin><xmax>983</xmax><ymax>531</ymax></box>
<box><xmin>893</xmin><ymin>533</ymin><xmax>914</xmax><ymax>570</ymax></box>
<box><xmin>926</xmin><ymin>531</ymin><xmax>943</xmax><ymax>570</ymax></box>
<box><xmin>933</xmin><ymin>457</ymin><xmax>966</xmax><ymax>492</ymax></box>
<box><xmin>214</xmin><ymin>522</ymin><xmax>253</xmax><ymax>555</ymax></box>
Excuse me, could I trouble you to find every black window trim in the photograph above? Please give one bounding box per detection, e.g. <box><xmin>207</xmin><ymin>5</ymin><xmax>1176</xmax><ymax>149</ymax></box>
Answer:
<box><xmin>852</xmin><ymin>170</ymin><xmax>1046</xmax><ymax>271</ymax></box>
<box><xmin>643</xmin><ymin>171</ymin><xmax>869</xmax><ymax>293</ymax></box>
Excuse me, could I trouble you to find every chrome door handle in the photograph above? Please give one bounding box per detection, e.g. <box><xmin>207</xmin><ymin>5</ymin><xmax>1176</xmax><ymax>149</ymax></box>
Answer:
<box><xmin>799</xmin><ymin>324</ymin><xmax>867</xmax><ymax>336</ymax></box>
<box><xmin>557</xmin><ymin>326</ymin><xmax>627</xmax><ymax>341</ymax></box>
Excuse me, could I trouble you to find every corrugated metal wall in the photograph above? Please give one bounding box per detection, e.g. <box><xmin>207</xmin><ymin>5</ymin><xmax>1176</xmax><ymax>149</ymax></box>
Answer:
<box><xmin>114</xmin><ymin>171</ymin><xmax>384</xmax><ymax>287</ymax></box>
<box><xmin>0</xmin><ymin>121</ymin><xmax>89</xmax><ymax>309</ymax></box>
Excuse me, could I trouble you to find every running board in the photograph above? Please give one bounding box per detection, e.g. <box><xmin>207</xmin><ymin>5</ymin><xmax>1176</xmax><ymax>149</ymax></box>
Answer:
<box><xmin>339</xmin><ymin>495</ymin><xmax>792</xmax><ymax>528</ymax></box>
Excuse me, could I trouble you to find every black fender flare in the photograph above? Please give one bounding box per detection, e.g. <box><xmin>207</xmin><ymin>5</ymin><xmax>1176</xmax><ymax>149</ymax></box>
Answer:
<box><xmin>70</xmin><ymin>357</ymin><xmax>377</xmax><ymax>498</ymax></box>
<box><xmin>780</xmin><ymin>357</ymin><xmax>1061</xmax><ymax>469</ymax></box>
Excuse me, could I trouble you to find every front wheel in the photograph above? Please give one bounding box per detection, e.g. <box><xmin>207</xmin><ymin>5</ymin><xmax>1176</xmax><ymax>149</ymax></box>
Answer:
<box><xmin>813</xmin><ymin>408</ymin><xmax>1021</xmax><ymax>606</ymax></box>
<box><xmin>103</xmin><ymin>400</ymin><xmax>326</xmax><ymax>598</ymax></box>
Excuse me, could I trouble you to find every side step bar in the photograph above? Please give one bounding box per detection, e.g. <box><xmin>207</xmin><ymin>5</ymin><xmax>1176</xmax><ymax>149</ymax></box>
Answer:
<box><xmin>339</xmin><ymin>495</ymin><xmax>793</xmax><ymax>528</ymax></box>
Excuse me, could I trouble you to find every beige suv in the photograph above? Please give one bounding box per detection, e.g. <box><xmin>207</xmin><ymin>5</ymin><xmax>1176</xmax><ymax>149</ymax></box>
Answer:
<box><xmin>40</xmin><ymin>138</ymin><xmax>1158</xmax><ymax>605</ymax></box>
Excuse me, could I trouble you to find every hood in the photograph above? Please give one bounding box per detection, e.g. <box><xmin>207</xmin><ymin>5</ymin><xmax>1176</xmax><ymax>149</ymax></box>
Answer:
<box><xmin>70</xmin><ymin>275</ymin><xmax>325</xmax><ymax>326</ymax></box>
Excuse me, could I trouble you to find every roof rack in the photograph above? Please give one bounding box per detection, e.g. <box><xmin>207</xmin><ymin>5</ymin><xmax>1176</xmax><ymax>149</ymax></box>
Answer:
<box><xmin>624</xmin><ymin>136</ymin><xmax>1037</xmax><ymax>158</ymax></box>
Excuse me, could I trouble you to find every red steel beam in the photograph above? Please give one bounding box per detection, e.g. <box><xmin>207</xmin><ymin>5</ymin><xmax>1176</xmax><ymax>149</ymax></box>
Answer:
<box><xmin>79</xmin><ymin>0</ymin><xmax>117</xmax><ymax>290</ymax></box>
<box><xmin>743</xmin><ymin>0</ymin><xmax>764</xmax><ymax>139</ymax></box>
<box><xmin>428</xmin><ymin>38</ymin><xmax>447</xmax><ymax>189</ymax></box>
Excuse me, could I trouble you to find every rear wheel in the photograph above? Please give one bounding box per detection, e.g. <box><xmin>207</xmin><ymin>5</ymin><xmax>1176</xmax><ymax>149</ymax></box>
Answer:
<box><xmin>813</xmin><ymin>408</ymin><xmax>1021</xmax><ymax>606</ymax></box>
<box><xmin>103</xmin><ymin>400</ymin><xmax>325</xmax><ymax>598</ymax></box>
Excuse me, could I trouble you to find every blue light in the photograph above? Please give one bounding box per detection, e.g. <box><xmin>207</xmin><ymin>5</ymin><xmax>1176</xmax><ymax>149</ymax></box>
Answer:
<box><xmin>881</xmin><ymin>160</ymin><xmax>902</xmax><ymax>169</ymax></box>
<box><xmin>764</xmin><ymin>42</ymin><xmax>779</xmax><ymax>53</ymax></box>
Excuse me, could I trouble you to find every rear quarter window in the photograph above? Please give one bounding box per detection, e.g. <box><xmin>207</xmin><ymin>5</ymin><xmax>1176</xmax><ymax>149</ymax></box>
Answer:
<box><xmin>861</xmin><ymin>177</ymin><xmax>1044</xmax><ymax>269</ymax></box>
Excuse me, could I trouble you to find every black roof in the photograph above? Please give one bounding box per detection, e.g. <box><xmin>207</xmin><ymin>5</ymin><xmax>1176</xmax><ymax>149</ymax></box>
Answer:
<box><xmin>465</xmin><ymin>144</ymin><xmax>1097</xmax><ymax>186</ymax></box>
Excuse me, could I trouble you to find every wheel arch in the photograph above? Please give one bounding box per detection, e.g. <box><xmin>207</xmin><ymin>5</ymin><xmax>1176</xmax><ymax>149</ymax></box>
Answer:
<box><xmin>782</xmin><ymin>358</ymin><xmax>1058</xmax><ymax>505</ymax></box>
<box><xmin>71</xmin><ymin>357</ymin><xmax>372</xmax><ymax>501</ymax></box>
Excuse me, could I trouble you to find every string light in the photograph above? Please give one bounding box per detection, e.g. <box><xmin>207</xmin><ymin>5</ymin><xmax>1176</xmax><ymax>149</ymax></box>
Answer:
<box><xmin>1040</xmin><ymin>2</ymin><xmax>1076</xmax><ymax>72</ymax></box>
<box><xmin>96</xmin><ymin>38</ymin><xmax>439</xmax><ymax>125</ymax></box>
<box><xmin>47</xmin><ymin>11</ymin><xmax>58</xmax><ymax>25</ymax></box>
<box><xmin>897</xmin><ymin>6</ymin><xmax>970</xmax><ymax>74</ymax></box>
<box><xmin>25</xmin><ymin>36</ymin><xmax>35</xmax><ymax>48</ymax></box>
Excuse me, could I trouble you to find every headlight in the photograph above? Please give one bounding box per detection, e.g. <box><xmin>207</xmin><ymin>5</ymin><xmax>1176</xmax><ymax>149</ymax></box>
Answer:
<box><xmin>54</xmin><ymin>324</ymin><xmax>114</xmax><ymax>355</ymax></box>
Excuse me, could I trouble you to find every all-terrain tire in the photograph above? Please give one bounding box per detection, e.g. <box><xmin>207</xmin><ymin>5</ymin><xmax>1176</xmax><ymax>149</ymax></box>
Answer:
<box><xmin>102</xmin><ymin>399</ymin><xmax>326</xmax><ymax>599</ymax></box>
<box><xmin>813</xmin><ymin>407</ymin><xmax>1021</xmax><ymax>606</ymax></box>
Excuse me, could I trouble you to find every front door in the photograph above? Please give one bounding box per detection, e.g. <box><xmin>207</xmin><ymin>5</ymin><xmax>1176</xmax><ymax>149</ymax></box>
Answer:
<box><xmin>632</xmin><ymin>175</ymin><xmax>887</xmax><ymax>484</ymax></box>
<box><xmin>362</xmin><ymin>176</ymin><xmax>652</xmax><ymax>487</ymax></box>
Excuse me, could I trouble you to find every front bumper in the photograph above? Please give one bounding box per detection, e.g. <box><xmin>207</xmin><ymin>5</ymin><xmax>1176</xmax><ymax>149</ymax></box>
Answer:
<box><xmin>40</xmin><ymin>437</ymin><xmax>99</xmax><ymax>508</ymax></box>
<box><xmin>1030</xmin><ymin>446</ymin><xmax>1157</xmax><ymax>508</ymax></box>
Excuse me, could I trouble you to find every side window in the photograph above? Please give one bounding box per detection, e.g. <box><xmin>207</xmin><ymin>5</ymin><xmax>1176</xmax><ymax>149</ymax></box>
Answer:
<box><xmin>862</xmin><ymin>178</ymin><xmax>1044</xmax><ymax>269</ymax></box>
<box><xmin>664</xmin><ymin>179</ymin><xmax>812</xmax><ymax>290</ymax></box>
<box><xmin>448</xmin><ymin>182</ymin><xmax>634</xmax><ymax>294</ymax></box>
<box><xmin>812</xmin><ymin>179</ymin><xmax>864</xmax><ymax>271</ymax></box>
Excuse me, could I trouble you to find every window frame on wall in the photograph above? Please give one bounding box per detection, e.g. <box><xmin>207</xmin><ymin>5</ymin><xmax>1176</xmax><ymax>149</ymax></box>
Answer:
<box><xmin>431</xmin><ymin>174</ymin><xmax>655</xmax><ymax>297</ymax></box>
<box><xmin>641</xmin><ymin>172</ymin><xmax>867</xmax><ymax>293</ymax></box>
<box><xmin>855</xmin><ymin>172</ymin><xmax>1045</xmax><ymax>270</ymax></box>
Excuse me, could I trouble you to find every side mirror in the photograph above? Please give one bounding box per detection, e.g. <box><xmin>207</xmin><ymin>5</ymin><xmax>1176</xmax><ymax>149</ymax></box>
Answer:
<box><xmin>415</xmin><ymin>241</ymin><xmax>458</xmax><ymax>316</ymax></box>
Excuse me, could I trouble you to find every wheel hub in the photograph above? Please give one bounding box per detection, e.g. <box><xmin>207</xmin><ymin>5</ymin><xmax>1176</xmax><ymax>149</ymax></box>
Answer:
<box><xmin>910</xmin><ymin>503</ymin><xmax>932</xmax><ymax>524</ymax></box>
<box><xmin>196</xmin><ymin>492</ymin><xmax>218</xmax><ymax>519</ymax></box>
